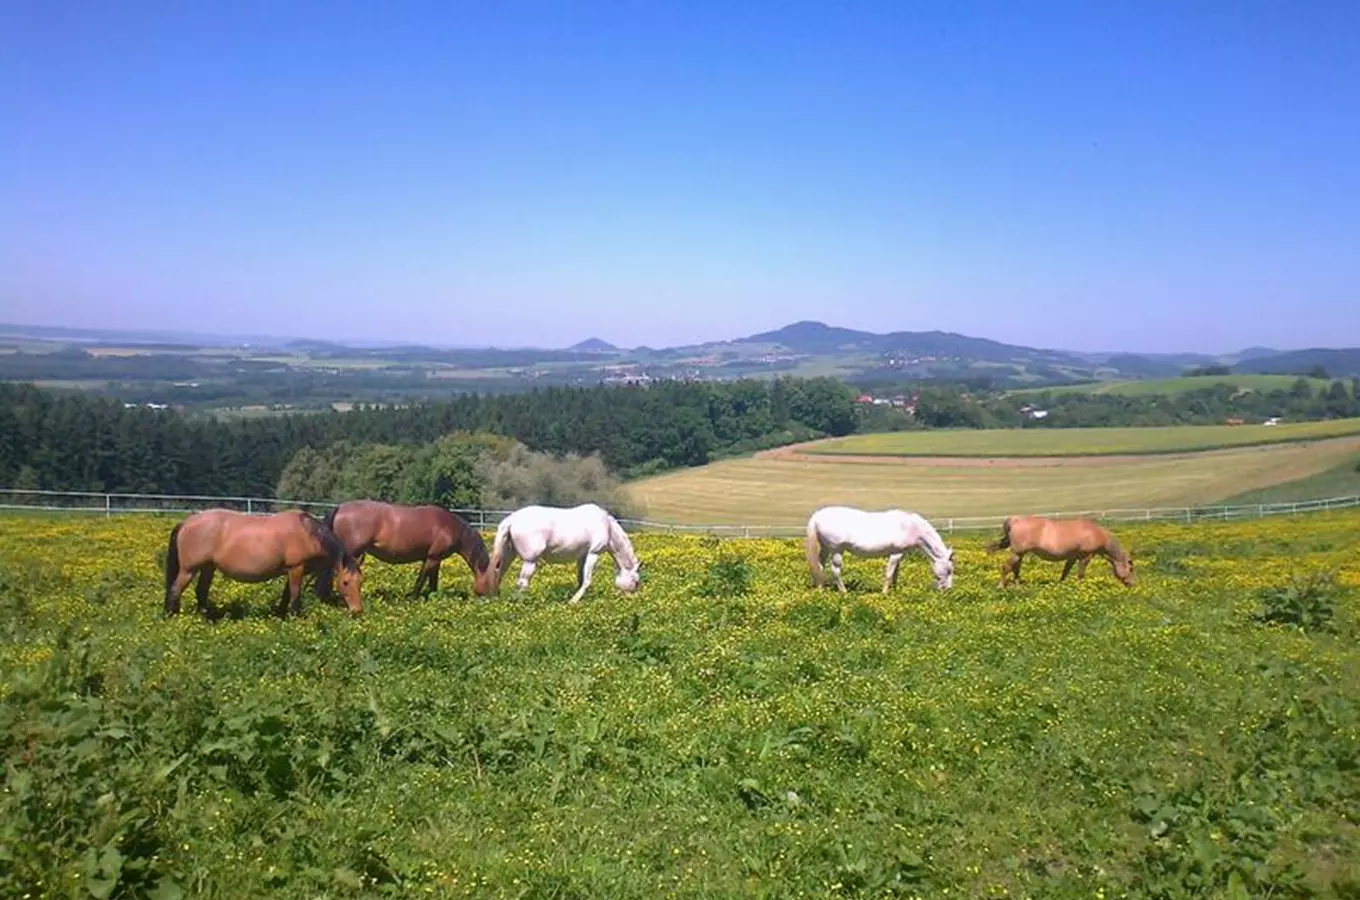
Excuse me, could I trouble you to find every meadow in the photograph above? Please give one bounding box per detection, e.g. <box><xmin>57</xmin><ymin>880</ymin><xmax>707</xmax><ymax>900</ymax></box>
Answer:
<box><xmin>803</xmin><ymin>419</ymin><xmax>1360</xmax><ymax>458</ymax></box>
<box><xmin>2</xmin><ymin>513</ymin><xmax>1358</xmax><ymax>899</ymax></box>
<box><xmin>632</xmin><ymin>437</ymin><xmax>1360</xmax><ymax>525</ymax></box>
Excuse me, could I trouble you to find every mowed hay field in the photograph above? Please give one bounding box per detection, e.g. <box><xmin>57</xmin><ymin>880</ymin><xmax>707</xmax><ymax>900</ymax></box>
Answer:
<box><xmin>804</xmin><ymin>418</ymin><xmax>1360</xmax><ymax>458</ymax></box>
<box><xmin>630</xmin><ymin>436</ymin><xmax>1360</xmax><ymax>525</ymax></box>
<box><xmin>2</xmin><ymin>513</ymin><xmax>1358</xmax><ymax>898</ymax></box>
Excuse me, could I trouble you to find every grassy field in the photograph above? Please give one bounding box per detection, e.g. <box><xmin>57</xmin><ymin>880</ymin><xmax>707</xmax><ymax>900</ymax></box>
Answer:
<box><xmin>1222</xmin><ymin>455</ymin><xmax>1360</xmax><ymax>506</ymax></box>
<box><xmin>1012</xmin><ymin>374</ymin><xmax>1334</xmax><ymax>397</ymax></box>
<box><xmin>804</xmin><ymin>418</ymin><xmax>1360</xmax><ymax>458</ymax></box>
<box><xmin>3</xmin><ymin>513</ymin><xmax>1359</xmax><ymax>898</ymax></box>
<box><xmin>630</xmin><ymin>436</ymin><xmax>1360</xmax><ymax>525</ymax></box>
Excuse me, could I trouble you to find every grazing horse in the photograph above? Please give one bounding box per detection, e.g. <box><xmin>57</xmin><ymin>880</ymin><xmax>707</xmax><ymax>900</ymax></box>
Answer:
<box><xmin>805</xmin><ymin>505</ymin><xmax>955</xmax><ymax>593</ymax></box>
<box><xmin>164</xmin><ymin>508</ymin><xmax>363</xmax><ymax>619</ymax></box>
<box><xmin>490</xmin><ymin>503</ymin><xmax>641</xmax><ymax>604</ymax></box>
<box><xmin>318</xmin><ymin>500</ymin><xmax>494</xmax><ymax>599</ymax></box>
<box><xmin>986</xmin><ymin>515</ymin><xmax>1135</xmax><ymax>587</ymax></box>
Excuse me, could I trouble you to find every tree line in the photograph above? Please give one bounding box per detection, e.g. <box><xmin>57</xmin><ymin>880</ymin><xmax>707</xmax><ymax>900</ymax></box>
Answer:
<box><xmin>853</xmin><ymin>377</ymin><xmax>1360</xmax><ymax>430</ymax></box>
<box><xmin>0</xmin><ymin>377</ymin><xmax>858</xmax><ymax>498</ymax></box>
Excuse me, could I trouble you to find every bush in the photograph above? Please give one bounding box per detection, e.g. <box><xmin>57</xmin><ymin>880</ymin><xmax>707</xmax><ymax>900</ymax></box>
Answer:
<box><xmin>696</xmin><ymin>554</ymin><xmax>753</xmax><ymax>598</ymax></box>
<box><xmin>475</xmin><ymin>444</ymin><xmax>638</xmax><ymax>516</ymax></box>
<box><xmin>1256</xmin><ymin>571</ymin><xmax>1342</xmax><ymax>632</ymax></box>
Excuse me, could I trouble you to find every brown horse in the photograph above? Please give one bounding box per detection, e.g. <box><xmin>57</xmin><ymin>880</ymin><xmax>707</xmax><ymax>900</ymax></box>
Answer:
<box><xmin>164</xmin><ymin>508</ymin><xmax>363</xmax><ymax>619</ymax></box>
<box><xmin>986</xmin><ymin>515</ymin><xmax>1135</xmax><ymax>587</ymax></box>
<box><xmin>318</xmin><ymin>500</ymin><xmax>494</xmax><ymax>599</ymax></box>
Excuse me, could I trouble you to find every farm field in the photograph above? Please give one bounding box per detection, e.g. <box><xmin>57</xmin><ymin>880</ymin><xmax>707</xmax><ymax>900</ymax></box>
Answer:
<box><xmin>803</xmin><ymin>417</ymin><xmax>1360</xmax><ymax>458</ymax></box>
<box><xmin>632</xmin><ymin>436</ymin><xmax>1360</xmax><ymax>526</ymax></box>
<box><xmin>2</xmin><ymin>513</ymin><xmax>1359</xmax><ymax>898</ymax></box>
<box><xmin>1012</xmin><ymin>374</ymin><xmax>1335</xmax><ymax>397</ymax></box>
<box><xmin>1222</xmin><ymin>455</ymin><xmax>1360</xmax><ymax>506</ymax></box>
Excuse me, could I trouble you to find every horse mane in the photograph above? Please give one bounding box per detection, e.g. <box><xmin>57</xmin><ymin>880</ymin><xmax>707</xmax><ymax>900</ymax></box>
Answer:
<box><xmin>605</xmin><ymin>513</ymin><xmax>638</xmax><ymax>569</ymax></box>
<box><xmin>304</xmin><ymin>513</ymin><xmax>358</xmax><ymax>571</ymax></box>
<box><xmin>454</xmin><ymin>513</ymin><xmax>492</xmax><ymax>570</ymax></box>
<box><xmin>908</xmin><ymin>512</ymin><xmax>950</xmax><ymax>561</ymax></box>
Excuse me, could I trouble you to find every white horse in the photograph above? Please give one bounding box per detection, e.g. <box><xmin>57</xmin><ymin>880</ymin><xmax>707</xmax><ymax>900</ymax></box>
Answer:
<box><xmin>489</xmin><ymin>503</ymin><xmax>641</xmax><ymax>604</ymax></box>
<box><xmin>805</xmin><ymin>505</ymin><xmax>955</xmax><ymax>593</ymax></box>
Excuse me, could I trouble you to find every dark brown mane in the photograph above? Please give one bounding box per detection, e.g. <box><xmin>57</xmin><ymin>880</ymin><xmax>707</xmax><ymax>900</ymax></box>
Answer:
<box><xmin>303</xmin><ymin>513</ymin><xmax>359</xmax><ymax>572</ymax></box>
<box><xmin>455</xmin><ymin>514</ymin><xmax>491</xmax><ymax>570</ymax></box>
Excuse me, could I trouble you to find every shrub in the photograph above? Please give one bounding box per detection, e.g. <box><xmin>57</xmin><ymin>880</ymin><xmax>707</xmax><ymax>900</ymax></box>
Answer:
<box><xmin>475</xmin><ymin>444</ymin><xmax>638</xmax><ymax>516</ymax></box>
<box><xmin>1256</xmin><ymin>571</ymin><xmax>1342</xmax><ymax>632</ymax></box>
<box><xmin>696</xmin><ymin>554</ymin><xmax>753</xmax><ymax>598</ymax></box>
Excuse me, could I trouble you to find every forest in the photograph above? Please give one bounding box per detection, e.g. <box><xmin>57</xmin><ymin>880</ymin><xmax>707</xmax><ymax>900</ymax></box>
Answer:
<box><xmin>3</xmin><ymin>374</ymin><xmax>1359</xmax><ymax>506</ymax></box>
<box><xmin>0</xmin><ymin>377</ymin><xmax>856</xmax><ymax>499</ymax></box>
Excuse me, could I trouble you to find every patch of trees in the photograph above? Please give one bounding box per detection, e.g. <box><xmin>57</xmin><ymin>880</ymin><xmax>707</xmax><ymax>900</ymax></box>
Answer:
<box><xmin>1006</xmin><ymin>379</ymin><xmax>1360</xmax><ymax>429</ymax></box>
<box><xmin>275</xmin><ymin>432</ymin><xmax>639</xmax><ymax>514</ymax></box>
<box><xmin>0</xmin><ymin>377</ymin><xmax>857</xmax><ymax>496</ymax></box>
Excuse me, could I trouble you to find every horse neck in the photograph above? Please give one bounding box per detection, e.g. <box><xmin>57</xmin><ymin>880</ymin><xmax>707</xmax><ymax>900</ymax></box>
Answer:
<box><xmin>907</xmin><ymin>514</ymin><xmax>948</xmax><ymax>560</ymax></box>
<box><xmin>606</xmin><ymin>516</ymin><xmax>637</xmax><ymax>568</ymax></box>
<box><xmin>1102</xmin><ymin>532</ymin><xmax>1127</xmax><ymax>561</ymax></box>
<box><xmin>457</xmin><ymin>526</ymin><xmax>491</xmax><ymax>572</ymax></box>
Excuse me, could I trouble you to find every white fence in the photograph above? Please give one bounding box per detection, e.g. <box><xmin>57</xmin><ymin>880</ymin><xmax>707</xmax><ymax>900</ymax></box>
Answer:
<box><xmin>2</xmin><ymin>488</ymin><xmax>1358</xmax><ymax>537</ymax></box>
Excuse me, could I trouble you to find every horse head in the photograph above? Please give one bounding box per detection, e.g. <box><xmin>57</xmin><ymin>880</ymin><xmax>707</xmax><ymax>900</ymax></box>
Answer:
<box><xmin>1113</xmin><ymin>553</ymin><xmax>1136</xmax><ymax>587</ymax></box>
<box><xmin>614</xmin><ymin>559</ymin><xmax>641</xmax><ymax>593</ymax></box>
<box><xmin>932</xmin><ymin>548</ymin><xmax>955</xmax><ymax>590</ymax></box>
<box><xmin>461</xmin><ymin>528</ymin><xmax>496</xmax><ymax>596</ymax></box>
<box><xmin>333</xmin><ymin>553</ymin><xmax>365</xmax><ymax>614</ymax></box>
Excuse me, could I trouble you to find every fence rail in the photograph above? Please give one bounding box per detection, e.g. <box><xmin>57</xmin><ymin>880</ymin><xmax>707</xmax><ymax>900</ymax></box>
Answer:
<box><xmin>2</xmin><ymin>488</ymin><xmax>1358</xmax><ymax>537</ymax></box>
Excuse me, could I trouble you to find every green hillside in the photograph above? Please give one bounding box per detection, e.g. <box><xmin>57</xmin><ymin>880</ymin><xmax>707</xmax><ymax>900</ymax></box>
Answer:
<box><xmin>1014</xmin><ymin>374</ymin><xmax>1335</xmax><ymax>397</ymax></box>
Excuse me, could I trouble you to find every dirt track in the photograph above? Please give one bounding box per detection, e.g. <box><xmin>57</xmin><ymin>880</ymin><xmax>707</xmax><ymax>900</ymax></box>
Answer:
<box><xmin>753</xmin><ymin>436</ymin><xmax>1360</xmax><ymax>469</ymax></box>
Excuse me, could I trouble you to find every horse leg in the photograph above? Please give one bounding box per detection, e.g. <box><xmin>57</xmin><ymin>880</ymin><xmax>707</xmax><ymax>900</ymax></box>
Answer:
<box><xmin>568</xmin><ymin>552</ymin><xmax>598</xmax><ymax>605</ymax></box>
<box><xmin>814</xmin><ymin>547</ymin><xmax>831</xmax><ymax>589</ymax></box>
<box><xmin>1001</xmin><ymin>552</ymin><xmax>1023</xmax><ymax>587</ymax></box>
<box><xmin>194</xmin><ymin>564</ymin><xmax>221</xmax><ymax>620</ymax></box>
<box><xmin>830</xmin><ymin>552</ymin><xmax>847</xmax><ymax>593</ymax></box>
<box><xmin>1077</xmin><ymin>556</ymin><xmax>1090</xmax><ymax>580</ymax></box>
<box><xmin>428</xmin><ymin>561</ymin><xmax>440</xmax><ymax>594</ymax></box>
<box><xmin>515</xmin><ymin>558</ymin><xmax>538</xmax><ymax>592</ymax></box>
<box><xmin>410</xmin><ymin>563</ymin><xmax>430</xmax><ymax>598</ymax></box>
<box><xmin>1060</xmin><ymin>558</ymin><xmax>1076</xmax><ymax>582</ymax></box>
<box><xmin>275</xmin><ymin>579</ymin><xmax>292</xmax><ymax>618</ymax></box>
<box><xmin>883</xmin><ymin>553</ymin><xmax>902</xmax><ymax>594</ymax></box>
<box><xmin>165</xmin><ymin>568</ymin><xmax>194</xmax><ymax>617</ymax></box>
<box><xmin>287</xmin><ymin>566</ymin><xmax>305</xmax><ymax>617</ymax></box>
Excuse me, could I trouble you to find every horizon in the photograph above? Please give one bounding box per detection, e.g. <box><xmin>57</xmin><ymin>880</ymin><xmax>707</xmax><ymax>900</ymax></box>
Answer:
<box><xmin>4</xmin><ymin>3</ymin><xmax>1358</xmax><ymax>351</ymax></box>
<box><xmin>0</xmin><ymin>316</ymin><xmax>1345</xmax><ymax>359</ymax></box>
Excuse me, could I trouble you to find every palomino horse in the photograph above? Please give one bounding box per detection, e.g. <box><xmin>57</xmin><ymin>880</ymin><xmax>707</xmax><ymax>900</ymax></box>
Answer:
<box><xmin>490</xmin><ymin>503</ymin><xmax>641</xmax><ymax>604</ymax></box>
<box><xmin>805</xmin><ymin>505</ymin><xmax>955</xmax><ymax>593</ymax></box>
<box><xmin>164</xmin><ymin>508</ymin><xmax>363</xmax><ymax>619</ymax></box>
<box><xmin>318</xmin><ymin>500</ymin><xmax>494</xmax><ymax>599</ymax></box>
<box><xmin>986</xmin><ymin>515</ymin><xmax>1135</xmax><ymax>587</ymax></box>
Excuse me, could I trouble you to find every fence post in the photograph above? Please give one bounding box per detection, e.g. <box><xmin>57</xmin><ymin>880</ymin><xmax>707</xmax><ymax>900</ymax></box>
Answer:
<box><xmin>247</xmin><ymin>498</ymin><xmax>253</xmax><ymax>515</ymax></box>
<box><xmin>105</xmin><ymin>494</ymin><xmax>111</xmax><ymax>518</ymax></box>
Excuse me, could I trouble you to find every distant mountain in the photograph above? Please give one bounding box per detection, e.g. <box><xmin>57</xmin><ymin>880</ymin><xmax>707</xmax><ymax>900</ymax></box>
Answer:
<box><xmin>569</xmin><ymin>337</ymin><xmax>619</xmax><ymax>353</ymax></box>
<box><xmin>1236</xmin><ymin>348</ymin><xmax>1360</xmax><ymax>378</ymax></box>
<box><xmin>740</xmin><ymin>320</ymin><xmax>1076</xmax><ymax>364</ymax></box>
<box><xmin>1230</xmin><ymin>346</ymin><xmax>1283</xmax><ymax>362</ymax></box>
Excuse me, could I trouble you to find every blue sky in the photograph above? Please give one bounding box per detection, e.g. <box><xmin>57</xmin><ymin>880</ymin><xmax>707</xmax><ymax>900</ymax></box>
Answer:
<box><xmin>3</xmin><ymin>1</ymin><xmax>1357</xmax><ymax>352</ymax></box>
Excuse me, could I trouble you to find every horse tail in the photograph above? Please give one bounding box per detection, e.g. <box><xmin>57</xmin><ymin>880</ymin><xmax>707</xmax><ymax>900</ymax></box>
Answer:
<box><xmin>164</xmin><ymin>522</ymin><xmax>183</xmax><ymax>594</ymax></box>
<box><xmin>985</xmin><ymin>517</ymin><xmax>1013</xmax><ymax>553</ymax></box>
<box><xmin>804</xmin><ymin>516</ymin><xmax>824</xmax><ymax>587</ymax></box>
<box><xmin>489</xmin><ymin>517</ymin><xmax>514</xmax><ymax>594</ymax></box>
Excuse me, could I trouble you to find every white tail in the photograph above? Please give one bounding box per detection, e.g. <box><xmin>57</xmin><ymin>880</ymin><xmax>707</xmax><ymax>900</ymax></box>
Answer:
<box><xmin>489</xmin><ymin>518</ymin><xmax>514</xmax><ymax>594</ymax></box>
<box><xmin>804</xmin><ymin>516</ymin><xmax>824</xmax><ymax>587</ymax></box>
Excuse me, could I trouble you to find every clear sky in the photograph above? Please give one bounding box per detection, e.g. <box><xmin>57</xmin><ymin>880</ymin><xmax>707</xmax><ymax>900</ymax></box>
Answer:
<box><xmin>3</xmin><ymin>1</ymin><xmax>1358</xmax><ymax>352</ymax></box>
